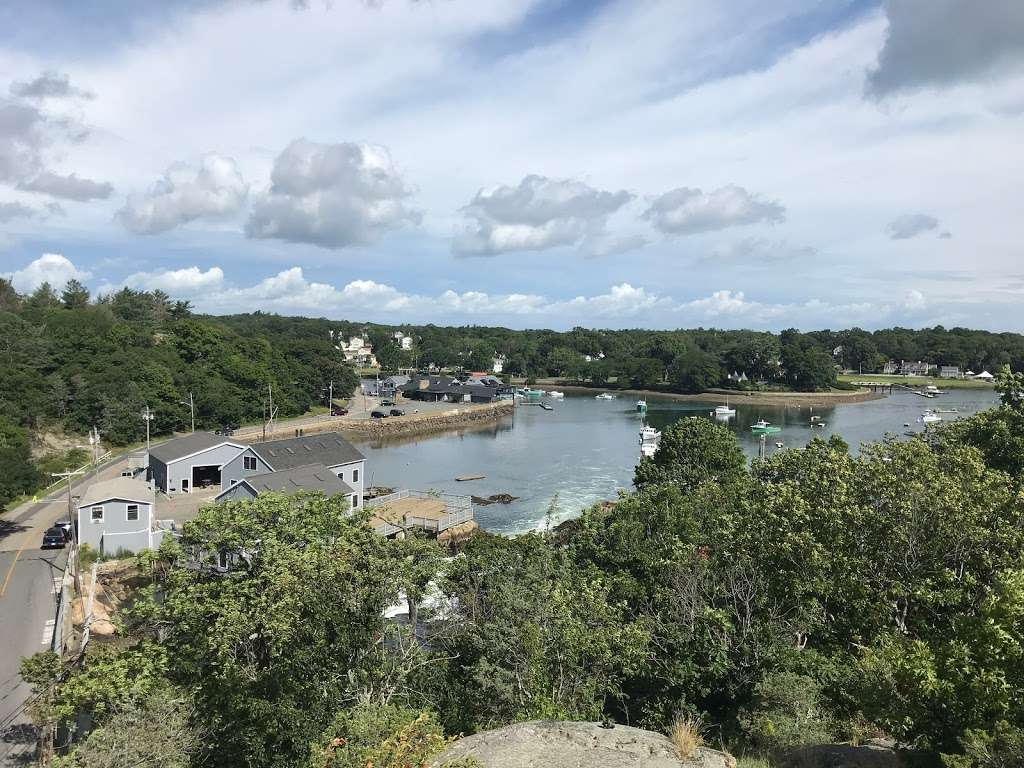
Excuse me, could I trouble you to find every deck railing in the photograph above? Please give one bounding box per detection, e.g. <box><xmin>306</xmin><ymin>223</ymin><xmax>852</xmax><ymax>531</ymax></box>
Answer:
<box><xmin>366</xmin><ymin>489</ymin><xmax>474</xmax><ymax>536</ymax></box>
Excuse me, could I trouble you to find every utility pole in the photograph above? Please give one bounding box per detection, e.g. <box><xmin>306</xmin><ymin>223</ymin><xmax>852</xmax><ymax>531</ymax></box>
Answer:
<box><xmin>189</xmin><ymin>392</ymin><xmax>195</xmax><ymax>433</ymax></box>
<box><xmin>141</xmin><ymin>405</ymin><xmax>154</xmax><ymax>453</ymax></box>
<box><xmin>89</xmin><ymin>427</ymin><xmax>101</xmax><ymax>478</ymax></box>
<box><xmin>51</xmin><ymin>469</ymin><xmax>84</xmax><ymax>592</ymax></box>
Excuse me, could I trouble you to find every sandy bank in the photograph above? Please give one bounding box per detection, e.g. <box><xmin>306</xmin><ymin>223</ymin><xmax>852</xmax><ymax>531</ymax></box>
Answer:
<box><xmin>546</xmin><ymin>383</ymin><xmax>884</xmax><ymax>408</ymax></box>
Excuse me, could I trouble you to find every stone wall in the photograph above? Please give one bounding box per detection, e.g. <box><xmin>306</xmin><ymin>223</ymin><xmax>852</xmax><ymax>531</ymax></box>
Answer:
<box><xmin>340</xmin><ymin>401</ymin><xmax>514</xmax><ymax>438</ymax></box>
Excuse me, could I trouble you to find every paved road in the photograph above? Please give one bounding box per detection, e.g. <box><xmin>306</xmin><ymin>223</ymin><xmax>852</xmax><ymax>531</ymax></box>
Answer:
<box><xmin>0</xmin><ymin>453</ymin><xmax>129</xmax><ymax>767</ymax></box>
<box><xmin>0</xmin><ymin>545</ymin><xmax>68</xmax><ymax>765</ymax></box>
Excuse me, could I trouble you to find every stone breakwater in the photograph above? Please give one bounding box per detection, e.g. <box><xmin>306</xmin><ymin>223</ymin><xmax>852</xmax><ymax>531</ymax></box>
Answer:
<box><xmin>340</xmin><ymin>401</ymin><xmax>515</xmax><ymax>438</ymax></box>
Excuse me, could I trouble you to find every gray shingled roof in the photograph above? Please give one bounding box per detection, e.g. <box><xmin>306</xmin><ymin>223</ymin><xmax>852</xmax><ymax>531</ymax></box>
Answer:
<box><xmin>148</xmin><ymin>432</ymin><xmax>238</xmax><ymax>463</ymax></box>
<box><xmin>235</xmin><ymin>464</ymin><xmax>355</xmax><ymax>497</ymax></box>
<box><xmin>251</xmin><ymin>432</ymin><xmax>364</xmax><ymax>471</ymax></box>
<box><xmin>79</xmin><ymin>477</ymin><xmax>155</xmax><ymax>508</ymax></box>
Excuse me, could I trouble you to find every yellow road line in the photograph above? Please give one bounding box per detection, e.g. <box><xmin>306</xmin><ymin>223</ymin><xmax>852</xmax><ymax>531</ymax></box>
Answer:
<box><xmin>0</xmin><ymin>540</ymin><xmax>28</xmax><ymax>598</ymax></box>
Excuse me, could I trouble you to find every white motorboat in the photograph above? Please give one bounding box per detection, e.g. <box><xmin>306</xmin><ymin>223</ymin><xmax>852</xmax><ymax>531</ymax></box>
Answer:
<box><xmin>752</xmin><ymin>419</ymin><xmax>771</xmax><ymax>429</ymax></box>
<box><xmin>920</xmin><ymin>410</ymin><xmax>942</xmax><ymax>424</ymax></box>
<box><xmin>925</xmin><ymin>385</ymin><xmax>946</xmax><ymax>395</ymax></box>
<box><xmin>639</xmin><ymin>425</ymin><xmax>661</xmax><ymax>443</ymax></box>
<box><xmin>595</xmin><ymin>392</ymin><xmax>616</xmax><ymax>400</ymax></box>
<box><xmin>548</xmin><ymin>391</ymin><xmax>565</xmax><ymax>399</ymax></box>
<box><xmin>713</xmin><ymin>404</ymin><xmax>736</xmax><ymax>417</ymax></box>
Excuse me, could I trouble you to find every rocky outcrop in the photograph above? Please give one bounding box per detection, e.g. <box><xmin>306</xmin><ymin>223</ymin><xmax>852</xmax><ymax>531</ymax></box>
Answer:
<box><xmin>431</xmin><ymin>721</ymin><xmax>735</xmax><ymax>768</ymax></box>
<box><xmin>781</xmin><ymin>740</ymin><xmax>903</xmax><ymax>768</ymax></box>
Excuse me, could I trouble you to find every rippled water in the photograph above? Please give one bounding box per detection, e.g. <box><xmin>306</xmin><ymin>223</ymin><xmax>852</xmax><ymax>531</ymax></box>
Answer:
<box><xmin>351</xmin><ymin>388</ymin><xmax>999</xmax><ymax>534</ymax></box>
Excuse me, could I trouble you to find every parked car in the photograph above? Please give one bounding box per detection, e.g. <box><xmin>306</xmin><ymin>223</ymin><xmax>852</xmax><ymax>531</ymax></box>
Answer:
<box><xmin>41</xmin><ymin>527</ymin><xmax>67</xmax><ymax>549</ymax></box>
<box><xmin>381</xmin><ymin>399</ymin><xmax>395</xmax><ymax>406</ymax></box>
<box><xmin>389</xmin><ymin>408</ymin><xmax>405</xmax><ymax>417</ymax></box>
<box><xmin>330</xmin><ymin>406</ymin><xmax>349</xmax><ymax>416</ymax></box>
<box><xmin>215</xmin><ymin>426</ymin><xmax>235</xmax><ymax>436</ymax></box>
<box><xmin>54</xmin><ymin>521</ymin><xmax>73</xmax><ymax>542</ymax></box>
<box><xmin>370</xmin><ymin>410</ymin><xmax>389</xmax><ymax>419</ymax></box>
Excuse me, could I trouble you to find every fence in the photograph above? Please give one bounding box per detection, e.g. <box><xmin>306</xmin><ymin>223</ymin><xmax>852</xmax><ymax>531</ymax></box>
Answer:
<box><xmin>365</xmin><ymin>489</ymin><xmax>474</xmax><ymax>536</ymax></box>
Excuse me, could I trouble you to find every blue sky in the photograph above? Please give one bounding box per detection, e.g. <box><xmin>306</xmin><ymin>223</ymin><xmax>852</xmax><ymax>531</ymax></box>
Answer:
<box><xmin>2</xmin><ymin>0</ymin><xmax>1023</xmax><ymax>330</ymax></box>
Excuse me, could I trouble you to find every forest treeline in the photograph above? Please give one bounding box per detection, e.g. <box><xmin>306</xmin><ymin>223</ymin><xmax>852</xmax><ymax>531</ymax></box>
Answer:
<box><xmin>21</xmin><ymin>370</ymin><xmax>1024</xmax><ymax>768</ymax></box>
<box><xmin>0</xmin><ymin>278</ymin><xmax>357</xmax><ymax>506</ymax></box>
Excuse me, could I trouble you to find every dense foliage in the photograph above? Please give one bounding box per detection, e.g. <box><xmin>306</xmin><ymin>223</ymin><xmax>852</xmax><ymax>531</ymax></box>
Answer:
<box><xmin>28</xmin><ymin>386</ymin><xmax>1024</xmax><ymax>768</ymax></box>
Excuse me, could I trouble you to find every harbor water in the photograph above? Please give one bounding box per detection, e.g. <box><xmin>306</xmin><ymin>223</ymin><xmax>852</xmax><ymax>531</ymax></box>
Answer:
<box><xmin>351</xmin><ymin>388</ymin><xmax>999</xmax><ymax>534</ymax></box>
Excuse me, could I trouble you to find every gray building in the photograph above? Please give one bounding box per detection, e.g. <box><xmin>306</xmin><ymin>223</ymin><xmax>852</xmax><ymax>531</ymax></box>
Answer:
<box><xmin>249</xmin><ymin>433</ymin><xmax>366</xmax><ymax>507</ymax></box>
<box><xmin>214</xmin><ymin>463</ymin><xmax>357</xmax><ymax>508</ymax></box>
<box><xmin>148</xmin><ymin>432</ymin><xmax>272</xmax><ymax>496</ymax></box>
<box><xmin>77</xmin><ymin>477</ymin><xmax>157</xmax><ymax>555</ymax></box>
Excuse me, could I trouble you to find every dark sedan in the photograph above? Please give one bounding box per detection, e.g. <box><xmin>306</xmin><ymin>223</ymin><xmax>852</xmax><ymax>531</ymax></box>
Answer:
<box><xmin>389</xmin><ymin>408</ymin><xmax>405</xmax><ymax>417</ymax></box>
<box><xmin>41</xmin><ymin>527</ymin><xmax>67</xmax><ymax>549</ymax></box>
<box><xmin>370</xmin><ymin>410</ymin><xmax>389</xmax><ymax>419</ymax></box>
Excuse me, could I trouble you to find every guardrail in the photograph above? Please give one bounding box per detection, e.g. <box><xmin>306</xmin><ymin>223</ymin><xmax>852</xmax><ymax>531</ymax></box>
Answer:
<box><xmin>366</xmin><ymin>489</ymin><xmax>474</xmax><ymax>536</ymax></box>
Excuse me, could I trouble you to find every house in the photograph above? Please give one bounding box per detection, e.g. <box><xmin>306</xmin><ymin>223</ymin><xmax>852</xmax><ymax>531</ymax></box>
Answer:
<box><xmin>77</xmin><ymin>477</ymin><xmax>157</xmax><ymax>555</ymax></box>
<box><xmin>492</xmin><ymin>355</ymin><xmax>505</xmax><ymax>374</ymax></box>
<box><xmin>248</xmin><ymin>432</ymin><xmax>366</xmax><ymax>507</ymax></box>
<box><xmin>393</xmin><ymin>331</ymin><xmax>413</xmax><ymax>350</ymax></box>
<box><xmin>400</xmin><ymin>375</ymin><xmax>512</xmax><ymax>404</ymax></box>
<box><xmin>148</xmin><ymin>432</ymin><xmax>272</xmax><ymax>496</ymax></box>
<box><xmin>380</xmin><ymin>375</ymin><xmax>410</xmax><ymax>396</ymax></box>
<box><xmin>214</xmin><ymin>463</ymin><xmax>357</xmax><ymax>509</ymax></box>
<box><xmin>883</xmin><ymin>360</ymin><xmax>899</xmax><ymax>375</ymax></box>
<box><xmin>338</xmin><ymin>335</ymin><xmax>379</xmax><ymax>368</ymax></box>
<box><xmin>900</xmin><ymin>360</ymin><xmax>932</xmax><ymax>376</ymax></box>
<box><xmin>940</xmin><ymin>365</ymin><xmax>961</xmax><ymax>379</ymax></box>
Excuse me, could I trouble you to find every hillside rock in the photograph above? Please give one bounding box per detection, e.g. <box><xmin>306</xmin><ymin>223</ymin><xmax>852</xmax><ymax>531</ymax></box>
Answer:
<box><xmin>781</xmin><ymin>740</ymin><xmax>902</xmax><ymax>768</ymax></box>
<box><xmin>431</xmin><ymin>720</ymin><xmax>735</xmax><ymax>768</ymax></box>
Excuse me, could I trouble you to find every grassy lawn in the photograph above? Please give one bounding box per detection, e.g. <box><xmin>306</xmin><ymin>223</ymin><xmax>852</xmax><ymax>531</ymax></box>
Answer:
<box><xmin>838</xmin><ymin>373</ymin><xmax>994</xmax><ymax>389</ymax></box>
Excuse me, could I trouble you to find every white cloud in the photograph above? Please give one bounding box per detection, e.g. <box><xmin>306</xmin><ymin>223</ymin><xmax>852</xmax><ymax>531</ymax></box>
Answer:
<box><xmin>886</xmin><ymin>213</ymin><xmax>939</xmax><ymax>240</ymax></box>
<box><xmin>118</xmin><ymin>154</ymin><xmax>248</xmax><ymax>234</ymax></box>
<box><xmin>643</xmin><ymin>185</ymin><xmax>785</xmax><ymax>236</ymax></box>
<box><xmin>867</xmin><ymin>0</ymin><xmax>1024</xmax><ymax>98</ymax></box>
<box><xmin>453</xmin><ymin>175</ymin><xmax>634</xmax><ymax>256</ymax></box>
<box><xmin>246</xmin><ymin>139</ymin><xmax>420</xmax><ymax>249</ymax></box>
<box><xmin>123</xmin><ymin>266</ymin><xmax>225</xmax><ymax>295</ymax></box>
<box><xmin>6</xmin><ymin>253</ymin><xmax>91</xmax><ymax>293</ymax></box>
<box><xmin>702</xmin><ymin>237</ymin><xmax>817</xmax><ymax>265</ymax></box>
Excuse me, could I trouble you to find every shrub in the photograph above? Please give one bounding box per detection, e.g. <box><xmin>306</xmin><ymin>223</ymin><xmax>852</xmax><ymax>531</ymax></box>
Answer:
<box><xmin>739</xmin><ymin>672</ymin><xmax>835</xmax><ymax>753</ymax></box>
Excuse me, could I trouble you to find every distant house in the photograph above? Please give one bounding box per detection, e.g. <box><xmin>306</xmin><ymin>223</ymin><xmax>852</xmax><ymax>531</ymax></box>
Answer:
<box><xmin>897</xmin><ymin>360</ymin><xmax>933</xmax><ymax>376</ymax></box>
<box><xmin>492</xmin><ymin>355</ymin><xmax>506</xmax><ymax>374</ymax></box>
<box><xmin>77</xmin><ymin>477</ymin><xmax>157</xmax><ymax>555</ymax></box>
<box><xmin>380</xmin><ymin>375</ymin><xmax>410</xmax><ymax>396</ymax></box>
<box><xmin>401</xmin><ymin>375</ymin><xmax>511</xmax><ymax>404</ymax></box>
<box><xmin>148</xmin><ymin>433</ymin><xmax>271</xmax><ymax>496</ymax></box>
<box><xmin>215</xmin><ymin>463</ymin><xmax>357</xmax><ymax>509</ymax></box>
<box><xmin>392</xmin><ymin>331</ymin><xmax>413</xmax><ymax>350</ymax></box>
<box><xmin>940</xmin><ymin>365</ymin><xmax>961</xmax><ymax>379</ymax></box>
<box><xmin>883</xmin><ymin>360</ymin><xmax>899</xmax><ymax>375</ymax></box>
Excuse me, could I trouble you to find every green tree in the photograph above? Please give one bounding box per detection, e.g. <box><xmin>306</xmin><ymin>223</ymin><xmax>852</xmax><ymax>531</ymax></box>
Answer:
<box><xmin>61</xmin><ymin>279</ymin><xmax>90</xmax><ymax>309</ymax></box>
<box><xmin>634</xmin><ymin>417</ymin><xmax>746</xmax><ymax>492</ymax></box>
<box><xmin>669</xmin><ymin>348</ymin><xmax>722</xmax><ymax>393</ymax></box>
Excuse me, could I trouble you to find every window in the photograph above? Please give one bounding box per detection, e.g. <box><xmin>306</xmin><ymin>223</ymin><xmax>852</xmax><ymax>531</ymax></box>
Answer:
<box><xmin>352</xmin><ymin>468</ymin><xmax>359</xmax><ymax>483</ymax></box>
<box><xmin>217</xmin><ymin>551</ymin><xmax>229</xmax><ymax>570</ymax></box>
<box><xmin>351</xmin><ymin>494</ymin><xmax>358</xmax><ymax>509</ymax></box>
<box><xmin>126</xmin><ymin>504</ymin><xmax>139</xmax><ymax>521</ymax></box>
<box><xmin>91</xmin><ymin>506</ymin><xmax>104</xmax><ymax>522</ymax></box>
<box><xmin>243</xmin><ymin>455</ymin><xmax>257</xmax><ymax>470</ymax></box>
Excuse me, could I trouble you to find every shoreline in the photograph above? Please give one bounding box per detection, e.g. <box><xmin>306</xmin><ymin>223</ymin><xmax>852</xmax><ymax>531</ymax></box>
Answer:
<box><xmin>544</xmin><ymin>383</ymin><xmax>885</xmax><ymax>408</ymax></box>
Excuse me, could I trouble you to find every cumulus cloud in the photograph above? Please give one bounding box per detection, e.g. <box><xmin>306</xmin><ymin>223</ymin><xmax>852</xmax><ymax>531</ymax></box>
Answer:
<box><xmin>0</xmin><ymin>102</ymin><xmax>112</xmax><ymax>201</ymax></box>
<box><xmin>867</xmin><ymin>0</ymin><xmax>1024</xmax><ymax>98</ymax></box>
<box><xmin>643</xmin><ymin>185</ymin><xmax>785</xmax><ymax>236</ymax></box>
<box><xmin>6</xmin><ymin>253</ymin><xmax>91</xmax><ymax>293</ymax></box>
<box><xmin>10</xmin><ymin>72</ymin><xmax>92</xmax><ymax>100</ymax></box>
<box><xmin>118</xmin><ymin>154</ymin><xmax>248</xmax><ymax>234</ymax></box>
<box><xmin>123</xmin><ymin>266</ymin><xmax>226</xmax><ymax>295</ymax></box>
<box><xmin>18</xmin><ymin>172</ymin><xmax>113</xmax><ymax>201</ymax></box>
<box><xmin>453</xmin><ymin>174</ymin><xmax>634</xmax><ymax>256</ymax></box>
<box><xmin>887</xmin><ymin>213</ymin><xmax>939</xmax><ymax>240</ymax></box>
<box><xmin>246</xmin><ymin>139</ymin><xmax>420</xmax><ymax>249</ymax></box>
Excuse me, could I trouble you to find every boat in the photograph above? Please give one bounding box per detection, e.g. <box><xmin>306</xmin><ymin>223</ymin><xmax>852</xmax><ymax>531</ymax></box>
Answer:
<box><xmin>915</xmin><ymin>390</ymin><xmax>935</xmax><ymax>398</ymax></box>
<box><xmin>925</xmin><ymin>385</ymin><xmax>947</xmax><ymax>395</ymax></box>
<box><xmin>811</xmin><ymin>421</ymin><xmax>826</xmax><ymax>427</ymax></box>
<box><xmin>539</xmin><ymin>402</ymin><xmax>553</xmax><ymax>411</ymax></box>
<box><xmin>713</xmin><ymin>404</ymin><xmax>736</xmax><ymax>417</ymax></box>
<box><xmin>637</xmin><ymin>399</ymin><xmax>647</xmax><ymax>413</ymax></box>
<box><xmin>595</xmin><ymin>393</ymin><xmax>616</xmax><ymax>400</ymax></box>
<box><xmin>751</xmin><ymin>419</ymin><xmax>771</xmax><ymax>430</ymax></box>
<box><xmin>547</xmin><ymin>391</ymin><xmax>565</xmax><ymax>399</ymax></box>
<box><xmin>775</xmin><ymin>441</ymin><xmax>785</xmax><ymax>448</ymax></box>
<box><xmin>638</xmin><ymin>425</ymin><xmax>661</xmax><ymax>458</ymax></box>
<box><xmin>522</xmin><ymin>388</ymin><xmax>543</xmax><ymax>399</ymax></box>
<box><xmin>920</xmin><ymin>410</ymin><xmax>942</xmax><ymax>424</ymax></box>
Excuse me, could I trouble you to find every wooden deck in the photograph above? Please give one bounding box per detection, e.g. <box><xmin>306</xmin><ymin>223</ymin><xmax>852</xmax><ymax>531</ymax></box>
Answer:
<box><xmin>366</xmin><ymin>490</ymin><xmax>475</xmax><ymax>536</ymax></box>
